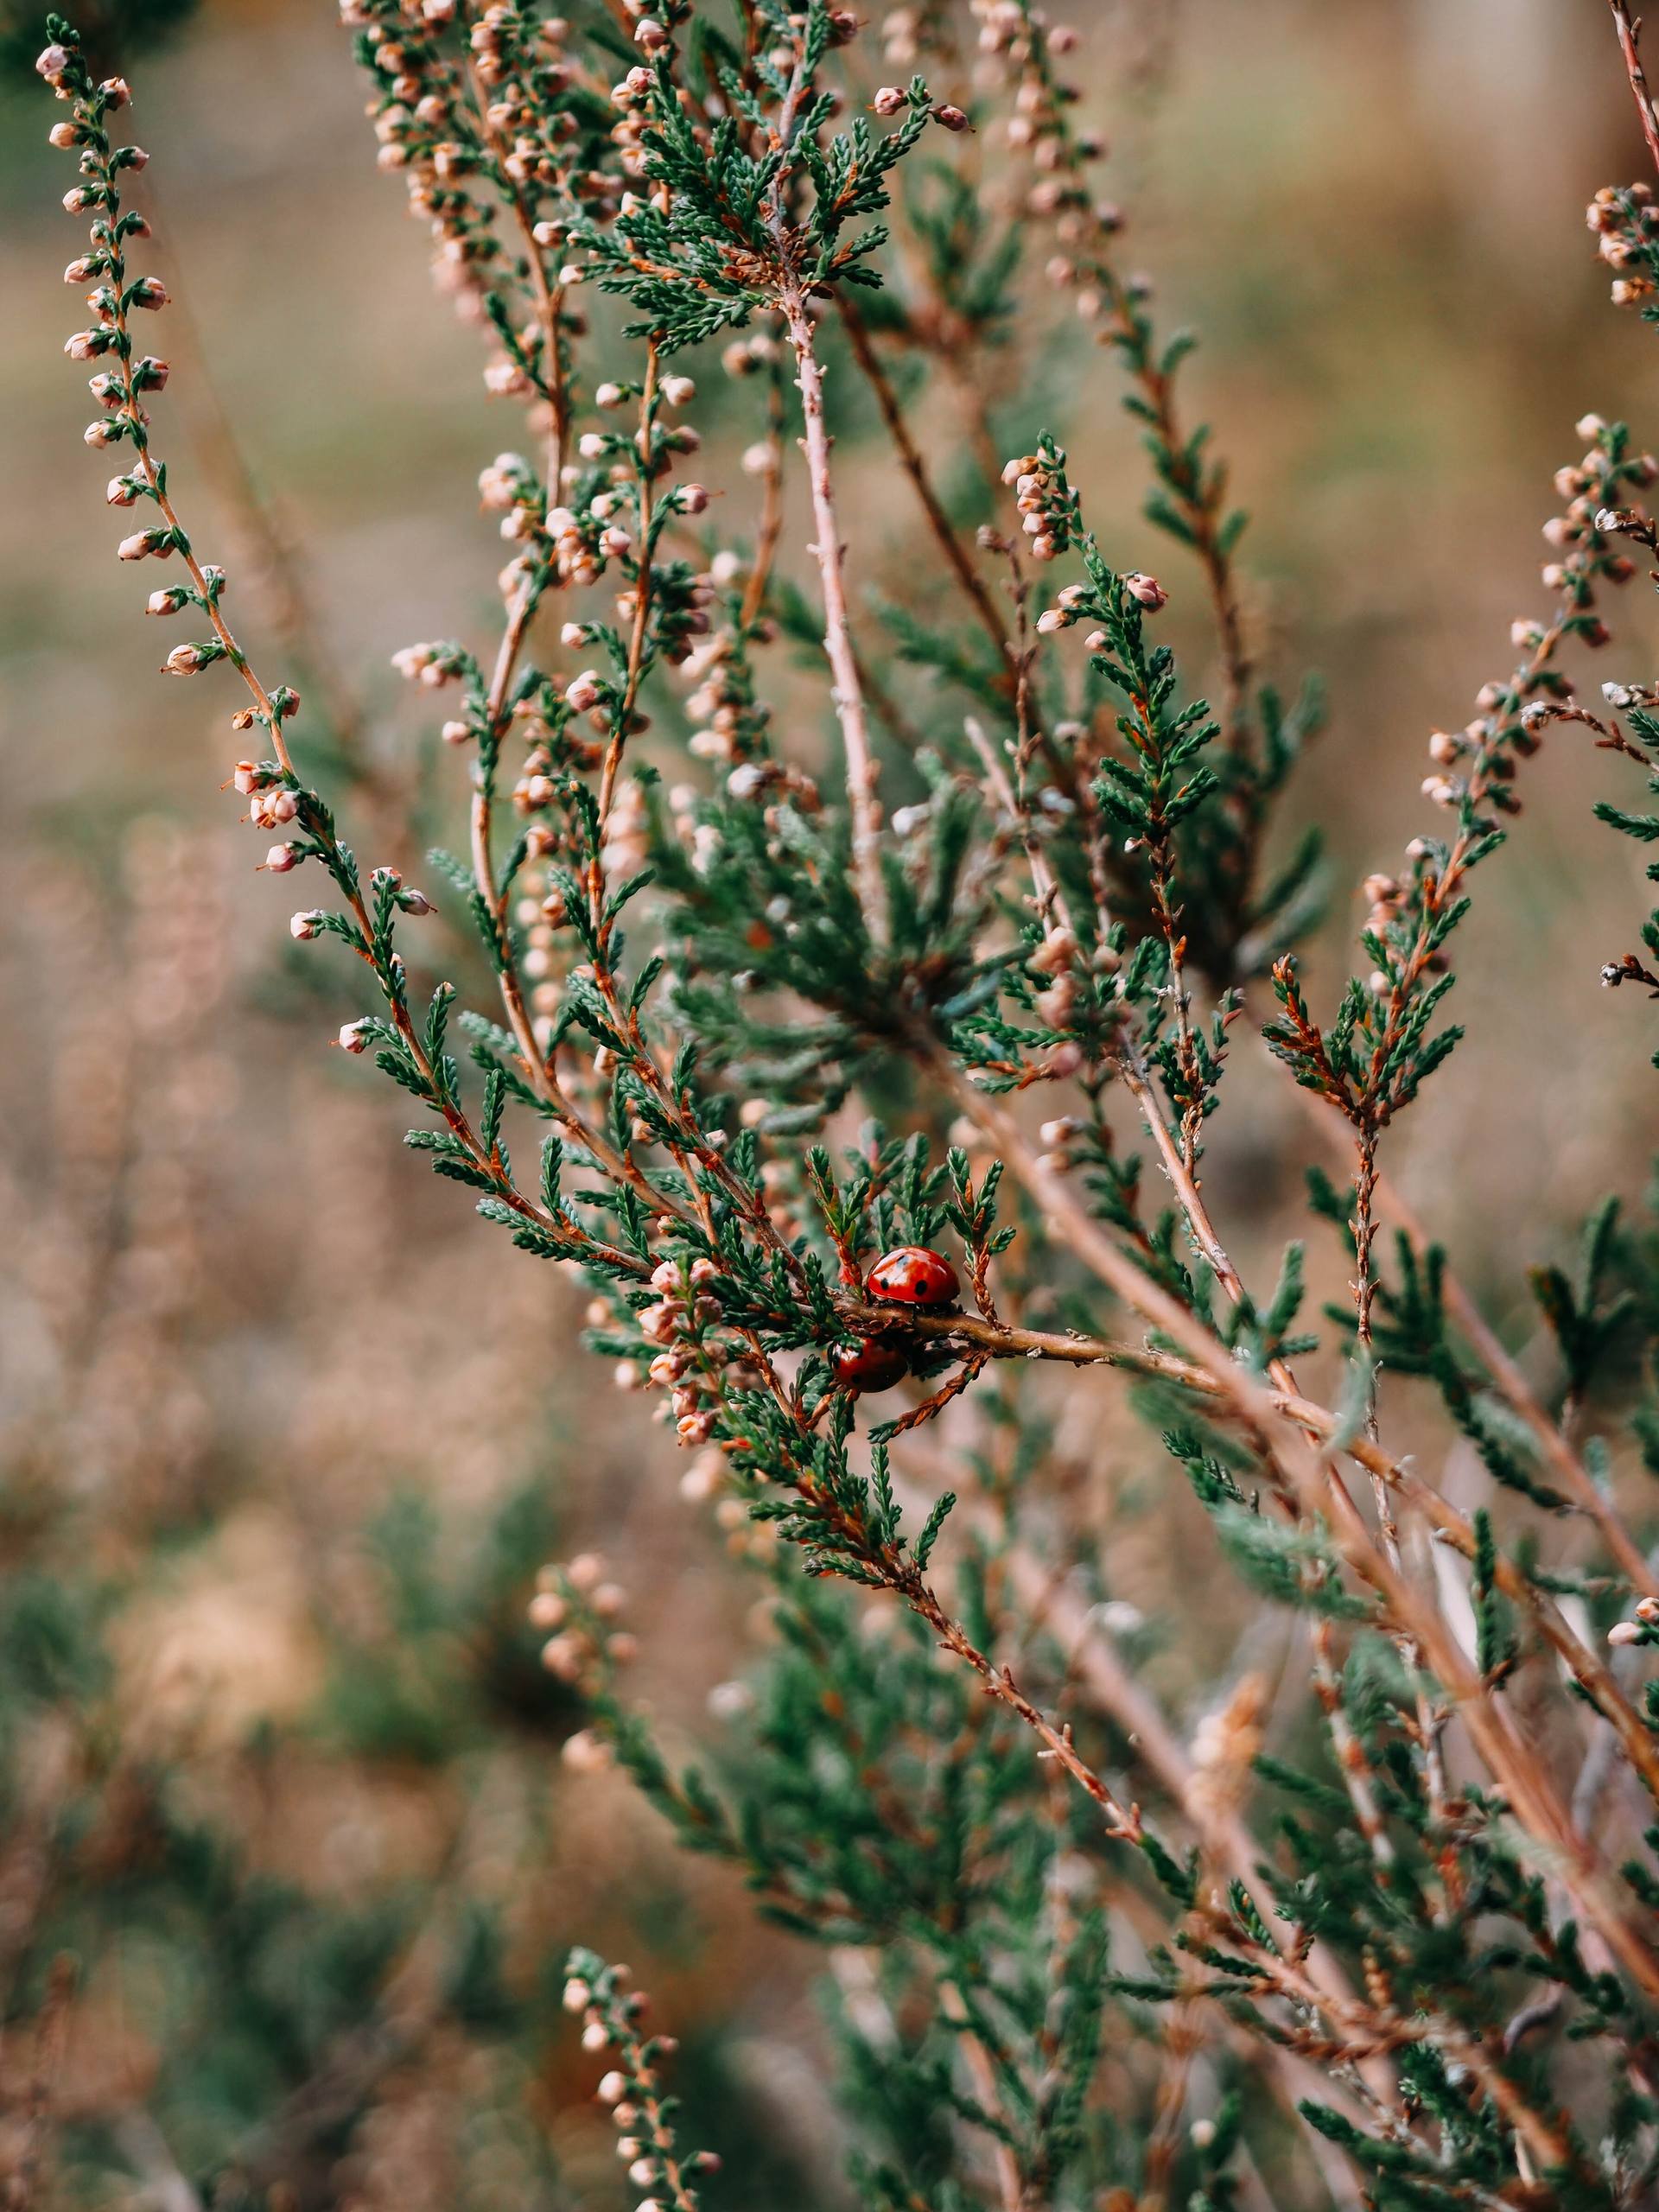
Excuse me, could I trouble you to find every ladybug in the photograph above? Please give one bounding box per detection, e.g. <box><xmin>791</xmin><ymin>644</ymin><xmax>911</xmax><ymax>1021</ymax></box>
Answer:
<box><xmin>867</xmin><ymin>1245</ymin><xmax>960</xmax><ymax>1308</ymax></box>
<box><xmin>829</xmin><ymin>1339</ymin><xmax>910</xmax><ymax>1394</ymax></box>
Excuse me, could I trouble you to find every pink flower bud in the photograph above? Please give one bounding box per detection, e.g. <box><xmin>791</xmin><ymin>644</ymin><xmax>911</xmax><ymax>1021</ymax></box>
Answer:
<box><xmin>566</xmin><ymin>669</ymin><xmax>601</xmax><ymax>712</ymax></box>
<box><xmin>933</xmin><ymin>103</ymin><xmax>970</xmax><ymax>132</ymax></box>
<box><xmin>1122</xmin><ymin>571</ymin><xmax>1167</xmax><ymax>610</ymax></box>
<box><xmin>265</xmin><ymin>842</ymin><xmax>299</xmax><ymax>873</ymax></box>
<box><xmin>36</xmin><ymin>42</ymin><xmax>72</xmax><ymax>84</ymax></box>
<box><xmin>250</xmin><ymin>786</ymin><xmax>298</xmax><ymax>828</ymax></box>
<box><xmin>164</xmin><ymin>643</ymin><xmax>210</xmax><ymax>675</ymax></box>
<box><xmin>678</xmin><ymin>482</ymin><xmax>710</xmax><ymax>514</ymax></box>
<box><xmin>338</xmin><ymin>1020</ymin><xmax>371</xmax><ymax>1053</ymax></box>
<box><xmin>100</xmin><ymin>77</ymin><xmax>131</xmax><ymax>108</ymax></box>
<box><xmin>128</xmin><ymin>276</ymin><xmax>168</xmax><ymax>310</ymax></box>
<box><xmin>118</xmin><ymin>529</ymin><xmax>166</xmax><ymax>561</ymax></box>
<box><xmin>661</xmin><ymin>373</ymin><xmax>696</xmax><ymax>406</ymax></box>
<box><xmin>873</xmin><ymin>86</ymin><xmax>906</xmax><ymax>117</ymax></box>
<box><xmin>290</xmin><ymin>911</ymin><xmax>324</xmax><ymax>941</ymax></box>
<box><xmin>48</xmin><ymin>121</ymin><xmax>81</xmax><ymax>150</ymax></box>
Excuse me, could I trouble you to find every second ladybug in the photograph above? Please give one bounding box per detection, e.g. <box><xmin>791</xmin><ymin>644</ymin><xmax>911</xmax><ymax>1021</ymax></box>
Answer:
<box><xmin>867</xmin><ymin>1245</ymin><xmax>960</xmax><ymax>1308</ymax></box>
<box><xmin>829</xmin><ymin>1339</ymin><xmax>910</xmax><ymax>1393</ymax></box>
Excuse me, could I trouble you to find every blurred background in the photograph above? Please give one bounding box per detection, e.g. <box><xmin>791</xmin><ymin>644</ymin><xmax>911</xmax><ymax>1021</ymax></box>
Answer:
<box><xmin>3</xmin><ymin>1</ymin><xmax>1659</xmax><ymax>2203</ymax></box>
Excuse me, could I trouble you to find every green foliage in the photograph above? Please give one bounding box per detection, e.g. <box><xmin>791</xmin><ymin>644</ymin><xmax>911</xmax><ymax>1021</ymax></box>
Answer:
<box><xmin>32</xmin><ymin>4</ymin><xmax>1659</xmax><ymax>2206</ymax></box>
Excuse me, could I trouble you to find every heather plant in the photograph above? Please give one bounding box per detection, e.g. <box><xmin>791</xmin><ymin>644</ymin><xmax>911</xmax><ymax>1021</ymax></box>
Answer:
<box><xmin>27</xmin><ymin>3</ymin><xmax>1659</xmax><ymax>2207</ymax></box>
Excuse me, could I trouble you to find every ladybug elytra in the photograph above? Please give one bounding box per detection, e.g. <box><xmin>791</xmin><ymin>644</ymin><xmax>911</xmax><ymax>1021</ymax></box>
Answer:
<box><xmin>867</xmin><ymin>1245</ymin><xmax>960</xmax><ymax>1308</ymax></box>
<box><xmin>829</xmin><ymin>1339</ymin><xmax>910</xmax><ymax>1393</ymax></box>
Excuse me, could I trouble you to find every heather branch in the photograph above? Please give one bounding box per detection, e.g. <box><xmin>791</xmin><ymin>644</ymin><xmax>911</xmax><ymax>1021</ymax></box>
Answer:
<box><xmin>836</xmin><ymin>292</ymin><xmax>1014</xmax><ymax>671</ymax></box>
<box><xmin>780</xmin><ymin>282</ymin><xmax>888</xmax><ymax>944</ymax></box>
<box><xmin>1001</xmin><ymin>1</ymin><xmax>1255</xmax><ymax>752</ymax></box>
<box><xmin>1611</xmin><ymin>1</ymin><xmax>1659</xmax><ymax>181</ymax></box>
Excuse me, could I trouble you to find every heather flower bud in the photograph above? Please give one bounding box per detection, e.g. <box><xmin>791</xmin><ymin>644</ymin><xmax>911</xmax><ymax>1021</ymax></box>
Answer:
<box><xmin>118</xmin><ymin>528</ymin><xmax>169</xmax><ymax>561</ymax></box>
<box><xmin>265</xmin><ymin>842</ymin><xmax>300</xmax><ymax>873</ymax></box>
<box><xmin>35</xmin><ymin>42</ymin><xmax>72</xmax><ymax>85</ymax></box>
<box><xmin>563</xmin><ymin>1729</ymin><xmax>613</xmax><ymax>1771</ymax></box>
<box><xmin>934</xmin><ymin>102</ymin><xmax>970</xmax><ymax>131</ymax></box>
<box><xmin>338</xmin><ymin>1020</ymin><xmax>372</xmax><ymax>1053</ymax></box>
<box><xmin>290</xmin><ymin>911</ymin><xmax>325</xmax><ymax>940</ymax></box>
<box><xmin>873</xmin><ymin>85</ymin><xmax>907</xmax><ymax>116</ymax></box>
<box><xmin>128</xmin><ymin>276</ymin><xmax>168</xmax><ymax>310</ymax></box>
<box><xmin>1030</xmin><ymin>927</ymin><xmax>1077</xmax><ymax>976</ymax></box>
<box><xmin>1122</xmin><ymin>571</ymin><xmax>1167</xmax><ymax>610</ymax></box>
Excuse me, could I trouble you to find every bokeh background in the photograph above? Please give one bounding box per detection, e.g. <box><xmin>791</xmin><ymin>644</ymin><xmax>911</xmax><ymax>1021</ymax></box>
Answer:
<box><xmin>3</xmin><ymin>2</ymin><xmax>1659</xmax><ymax>2203</ymax></box>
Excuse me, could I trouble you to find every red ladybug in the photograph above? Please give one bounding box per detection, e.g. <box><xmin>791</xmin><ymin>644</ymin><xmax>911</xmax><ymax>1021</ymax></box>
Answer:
<box><xmin>867</xmin><ymin>1245</ymin><xmax>960</xmax><ymax>1308</ymax></box>
<box><xmin>829</xmin><ymin>1339</ymin><xmax>910</xmax><ymax>1393</ymax></box>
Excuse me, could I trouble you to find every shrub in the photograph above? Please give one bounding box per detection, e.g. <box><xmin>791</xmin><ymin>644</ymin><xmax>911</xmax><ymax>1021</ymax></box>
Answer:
<box><xmin>29</xmin><ymin>3</ymin><xmax>1659</xmax><ymax>2203</ymax></box>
